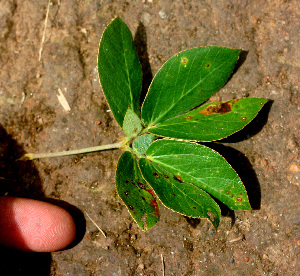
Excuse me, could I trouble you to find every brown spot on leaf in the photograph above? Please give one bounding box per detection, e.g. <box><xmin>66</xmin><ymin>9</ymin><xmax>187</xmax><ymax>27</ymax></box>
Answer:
<box><xmin>150</xmin><ymin>199</ymin><xmax>159</xmax><ymax>217</ymax></box>
<box><xmin>174</xmin><ymin>175</ymin><xmax>183</xmax><ymax>183</ymax></box>
<box><xmin>199</xmin><ymin>102</ymin><xmax>232</xmax><ymax>115</ymax></box>
<box><xmin>193</xmin><ymin>206</ymin><xmax>197</xmax><ymax>209</ymax></box>
<box><xmin>184</xmin><ymin>115</ymin><xmax>193</xmax><ymax>120</ymax></box>
<box><xmin>241</xmin><ymin>116</ymin><xmax>247</xmax><ymax>121</ymax></box>
<box><xmin>125</xmin><ymin>180</ymin><xmax>130</xmax><ymax>183</ymax></box>
<box><xmin>153</xmin><ymin>172</ymin><xmax>160</xmax><ymax>178</ymax></box>
<box><xmin>146</xmin><ymin>189</ymin><xmax>156</xmax><ymax>198</ymax></box>
<box><xmin>237</xmin><ymin>197</ymin><xmax>243</xmax><ymax>202</ymax></box>
<box><xmin>138</xmin><ymin>182</ymin><xmax>146</xmax><ymax>189</ymax></box>
<box><xmin>206</xmin><ymin>63</ymin><xmax>210</xmax><ymax>68</ymax></box>
<box><xmin>181</xmin><ymin>57</ymin><xmax>188</xmax><ymax>64</ymax></box>
<box><xmin>142</xmin><ymin>197</ymin><xmax>146</xmax><ymax>201</ymax></box>
<box><xmin>163</xmin><ymin>174</ymin><xmax>169</xmax><ymax>179</ymax></box>
<box><xmin>128</xmin><ymin>205</ymin><xmax>134</xmax><ymax>210</ymax></box>
<box><xmin>124</xmin><ymin>191</ymin><xmax>129</xmax><ymax>196</ymax></box>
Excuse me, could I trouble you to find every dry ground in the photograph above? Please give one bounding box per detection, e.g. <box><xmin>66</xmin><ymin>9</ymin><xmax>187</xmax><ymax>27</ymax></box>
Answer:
<box><xmin>0</xmin><ymin>0</ymin><xmax>299</xmax><ymax>275</ymax></box>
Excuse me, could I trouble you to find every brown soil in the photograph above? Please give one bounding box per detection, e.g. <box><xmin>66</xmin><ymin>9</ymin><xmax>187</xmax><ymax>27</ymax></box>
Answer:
<box><xmin>0</xmin><ymin>1</ymin><xmax>299</xmax><ymax>275</ymax></box>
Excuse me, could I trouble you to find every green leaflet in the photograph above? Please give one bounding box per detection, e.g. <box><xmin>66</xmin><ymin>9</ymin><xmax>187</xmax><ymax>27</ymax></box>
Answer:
<box><xmin>141</xmin><ymin>47</ymin><xmax>241</xmax><ymax>127</ymax></box>
<box><xmin>145</xmin><ymin>139</ymin><xmax>251</xmax><ymax>210</ymax></box>
<box><xmin>139</xmin><ymin>159</ymin><xmax>221</xmax><ymax>229</ymax></box>
<box><xmin>148</xmin><ymin>98</ymin><xmax>268</xmax><ymax>141</ymax></box>
<box><xmin>123</xmin><ymin>108</ymin><xmax>142</xmax><ymax>137</ymax></box>
<box><xmin>116</xmin><ymin>151</ymin><xmax>160</xmax><ymax>231</ymax></box>
<box><xmin>132</xmin><ymin>134</ymin><xmax>155</xmax><ymax>154</ymax></box>
<box><xmin>98</xmin><ymin>17</ymin><xmax>142</xmax><ymax>127</ymax></box>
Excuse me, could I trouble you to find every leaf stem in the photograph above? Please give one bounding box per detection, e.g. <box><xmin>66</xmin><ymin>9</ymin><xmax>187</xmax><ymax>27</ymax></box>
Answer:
<box><xmin>140</xmin><ymin>127</ymin><xmax>150</xmax><ymax>135</ymax></box>
<box><xmin>19</xmin><ymin>142</ymin><xmax>124</xmax><ymax>161</ymax></box>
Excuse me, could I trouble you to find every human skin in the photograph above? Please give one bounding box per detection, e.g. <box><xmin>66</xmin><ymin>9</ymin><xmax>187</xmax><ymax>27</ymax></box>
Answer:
<box><xmin>0</xmin><ymin>197</ymin><xmax>76</xmax><ymax>252</ymax></box>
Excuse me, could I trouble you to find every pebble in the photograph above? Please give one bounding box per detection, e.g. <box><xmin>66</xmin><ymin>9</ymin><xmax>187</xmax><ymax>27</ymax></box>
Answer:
<box><xmin>159</xmin><ymin>10</ymin><xmax>167</xmax><ymax>20</ymax></box>
<box><xmin>142</xmin><ymin>12</ymin><xmax>151</xmax><ymax>24</ymax></box>
<box><xmin>289</xmin><ymin>163</ymin><xmax>300</xmax><ymax>173</ymax></box>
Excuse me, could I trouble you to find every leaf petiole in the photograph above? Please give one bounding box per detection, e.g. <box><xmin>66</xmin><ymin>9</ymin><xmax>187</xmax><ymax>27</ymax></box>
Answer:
<box><xmin>19</xmin><ymin>142</ymin><xmax>124</xmax><ymax>161</ymax></box>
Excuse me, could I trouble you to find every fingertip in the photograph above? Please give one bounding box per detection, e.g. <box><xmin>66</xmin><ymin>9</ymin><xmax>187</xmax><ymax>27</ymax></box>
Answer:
<box><xmin>0</xmin><ymin>197</ymin><xmax>76</xmax><ymax>252</ymax></box>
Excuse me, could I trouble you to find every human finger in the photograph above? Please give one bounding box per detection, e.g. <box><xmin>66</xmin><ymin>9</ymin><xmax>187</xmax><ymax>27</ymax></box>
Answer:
<box><xmin>0</xmin><ymin>197</ymin><xmax>76</xmax><ymax>252</ymax></box>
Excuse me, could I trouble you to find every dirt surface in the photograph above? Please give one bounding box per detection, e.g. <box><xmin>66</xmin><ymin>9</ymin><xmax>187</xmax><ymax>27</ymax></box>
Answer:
<box><xmin>0</xmin><ymin>0</ymin><xmax>299</xmax><ymax>275</ymax></box>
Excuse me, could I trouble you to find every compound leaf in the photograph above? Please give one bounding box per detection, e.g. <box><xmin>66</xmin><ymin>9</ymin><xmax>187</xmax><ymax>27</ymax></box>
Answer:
<box><xmin>146</xmin><ymin>139</ymin><xmax>251</xmax><ymax>210</ymax></box>
<box><xmin>148</xmin><ymin>98</ymin><xmax>268</xmax><ymax>141</ymax></box>
<box><xmin>98</xmin><ymin>17</ymin><xmax>142</xmax><ymax>127</ymax></box>
<box><xmin>141</xmin><ymin>47</ymin><xmax>241</xmax><ymax>127</ymax></box>
<box><xmin>116</xmin><ymin>151</ymin><xmax>160</xmax><ymax>231</ymax></box>
<box><xmin>139</xmin><ymin>158</ymin><xmax>221</xmax><ymax>228</ymax></box>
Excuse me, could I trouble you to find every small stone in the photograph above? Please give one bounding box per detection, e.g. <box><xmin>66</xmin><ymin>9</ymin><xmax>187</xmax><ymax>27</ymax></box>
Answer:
<box><xmin>159</xmin><ymin>10</ymin><xmax>167</xmax><ymax>20</ymax></box>
<box><xmin>137</xmin><ymin>263</ymin><xmax>144</xmax><ymax>270</ymax></box>
<box><xmin>37</xmin><ymin>117</ymin><xmax>43</xmax><ymax>125</ymax></box>
<box><xmin>142</xmin><ymin>12</ymin><xmax>151</xmax><ymax>25</ymax></box>
<box><xmin>130</xmin><ymin>234</ymin><xmax>137</xmax><ymax>241</ymax></box>
<box><xmin>289</xmin><ymin>163</ymin><xmax>300</xmax><ymax>173</ymax></box>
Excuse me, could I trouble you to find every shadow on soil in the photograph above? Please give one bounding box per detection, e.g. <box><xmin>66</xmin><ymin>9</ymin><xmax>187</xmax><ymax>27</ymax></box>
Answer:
<box><xmin>134</xmin><ymin>22</ymin><xmax>153</xmax><ymax>107</ymax></box>
<box><xmin>0</xmin><ymin>125</ymin><xmax>85</xmax><ymax>275</ymax></box>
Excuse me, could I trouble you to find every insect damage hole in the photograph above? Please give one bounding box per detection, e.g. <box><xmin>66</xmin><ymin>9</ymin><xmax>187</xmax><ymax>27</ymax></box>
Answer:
<box><xmin>141</xmin><ymin>213</ymin><xmax>148</xmax><ymax>231</ymax></box>
<box><xmin>207</xmin><ymin>211</ymin><xmax>215</xmax><ymax>222</ymax></box>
